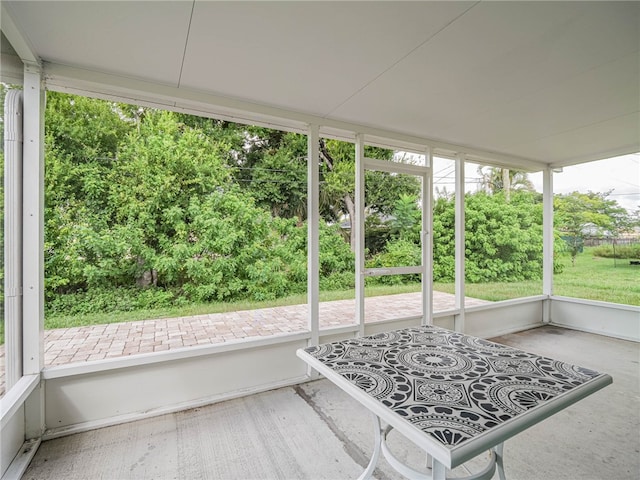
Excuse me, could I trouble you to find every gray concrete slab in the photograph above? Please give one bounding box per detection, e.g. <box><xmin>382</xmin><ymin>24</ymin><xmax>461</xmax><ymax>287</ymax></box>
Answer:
<box><xmin>23</xmin><ymin>388</ymin><xmax>363</xmax><ymax>480</ymax></box>
<box><xmin>22</xmin><ymin>326</ymin><xmax>639</xmax><ymax>480</ymax></box>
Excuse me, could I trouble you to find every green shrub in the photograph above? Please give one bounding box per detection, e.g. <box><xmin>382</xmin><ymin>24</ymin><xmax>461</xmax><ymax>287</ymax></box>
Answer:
<box><xmin>319</xmin><ymin>223</ymin><xmax>355</xmax><ymax>276</ymax></box>
<box><xmin>319</xmin><ymin>271</ymin><xmax>355</xmax><ymax>291</ymax></box>
<box><xmin>45</xmin><ymin>286</ymin><xmax>180</xmax><ymax>316</ymax></box>
<box><xmin>366</xmin><ymin>238</ymin><xmax>422</xmax><ymax>285</ymax></box>
<box><xmin>592</xmin><ymin>244</ymin><xmax>640</xmax><ymax>259</ymax></box>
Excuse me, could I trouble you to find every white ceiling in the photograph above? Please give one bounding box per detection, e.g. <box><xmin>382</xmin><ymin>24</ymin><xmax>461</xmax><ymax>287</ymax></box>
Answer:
<box><xmin>2</xmin><ymin>1</ymin><xmax>638</xmax><ymax>169</ymax></box>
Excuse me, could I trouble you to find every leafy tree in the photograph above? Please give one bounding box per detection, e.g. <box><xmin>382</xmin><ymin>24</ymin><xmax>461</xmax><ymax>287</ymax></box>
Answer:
<box><xmin>44</xmin><ymin>92</ymin><xmax>134</xmax><ymax>295</ymax></box>
<box><xmin>430</xmin><ymin>191</ymin><xmax>543</xmax><ymax>282</ymax></box>
<box><xmin>102</xmin><ymin>109</ymin><xmax>235</xmax><ymax>289</ymax></box>
<box><xmin>42</xmin><ymin>95</ymin><xmax>359</xmax><ymax>312</ymax></box>
<box><xmin>390</xmin><ymin>194</ymin><xmax>421</xmax><ymax>241</ymax></box>
<box><xmin>432</xmin><ymin>194</ymin><xmax>455</xmax><ymax>281</ymax></box>
<box><xmin>365</xmin><ymin>194</ymin><xmax>423</xmax><ymax>285</ymax></box>
<box><xmin>554</xmin><ymin>191</ymin><xmax>634</xmax><ymax>266</ymax></box>
<box><xmin>319</xmin><ymin>138</ymin><xmax>420</xmax><ymax>249</ymax></box>
<box><xmin>465</xmin><ymin>191</ymin><xmax>543</xmax><ymax>282</ymax></box>
<box><xmin>240</xmin><ymin>132</ymin><xmax>308</xmax><ymax>219</ymax></box>
<box><xmin>45</xmin><ymin>92</ymin><xmax>132</xmax><ymax>166</ymax></box>
<box><xmin>477</xmin><ymin>166</ymin><xmax>534</xmax><ymax>202</ymax></box>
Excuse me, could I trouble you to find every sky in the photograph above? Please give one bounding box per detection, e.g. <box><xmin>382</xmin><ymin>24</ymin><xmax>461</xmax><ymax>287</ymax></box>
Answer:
<box><xmin>429</xmin><ymin>153</ymin><xmax>640</xmax><ymax>213</ymax></box>
<box><xmin>529</xmin><ymin>153</ymin><xmax>640</xmax><ymax>213</ymax></box>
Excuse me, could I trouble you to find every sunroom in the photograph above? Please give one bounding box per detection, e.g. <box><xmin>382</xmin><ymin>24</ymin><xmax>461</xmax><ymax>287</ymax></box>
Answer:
<box><xmin>1</xmin><ymin>2</ymin><xmax>638</xmax><ymax>479</ymax></box>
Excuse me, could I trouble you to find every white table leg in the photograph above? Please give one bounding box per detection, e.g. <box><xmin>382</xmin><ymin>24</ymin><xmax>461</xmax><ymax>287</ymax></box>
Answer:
<box><xmin>432</xmin><ymin>459</ymin><xmax>447</xmax><ymax>480</ymax></box>
<box><xmin>495</xmin><ymin>443</ymin><xmax>506</xmax><ymax>480</ymax></box>
<box><xmin>357</xmin><ymin>414</ymin><xmax>505</xmax><ymax>480</ymax></box>
<box><xmin>357</xmin><ymin>413</ymin><xmax>382</xmax><ymax>480</ymax></box>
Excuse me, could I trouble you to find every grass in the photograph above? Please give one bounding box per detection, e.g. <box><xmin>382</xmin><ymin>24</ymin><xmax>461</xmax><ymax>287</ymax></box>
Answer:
<box><xmin>437</xmin><ymin>248</ymin><xmax>639</xmax><ymax>305</ymax></box>
<box><xmin>553</xmin><ymin>249</ymin><xmax>639</xmax><ymax>305</ymax></box>
<box><xmin>433</xmin><ymin>281</ymin><xmax>543</xmax><ymax>302</ymax></box>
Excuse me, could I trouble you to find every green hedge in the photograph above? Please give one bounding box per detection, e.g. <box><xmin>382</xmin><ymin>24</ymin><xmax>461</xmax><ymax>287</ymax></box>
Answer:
<box><xmin>591</xmin><ymin>244</ymin><xmax>640</xmax><ymax>259</ymax></box>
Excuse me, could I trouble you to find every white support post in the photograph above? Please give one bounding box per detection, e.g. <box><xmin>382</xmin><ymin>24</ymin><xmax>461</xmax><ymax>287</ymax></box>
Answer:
<box><xmin>4</xmin><ymin>89</ymin><xmax>24</xmax><ymax>391</ymax></box>
<box><xmin>542</xmin><ymin>167</ymin><xmax>554</xmax><ymax>323</ymax></box>
<box><xmin>22</xmin><ymin>62</ymin><xmax>45</xmax><ymax>439</ymax></box>
<box><xmin>307</xmin><ymin>124</ymin><xmax>320</xmax><ymax>346</ymax></box>
<box><xmin>454</xmin><ymin>155</ymin><xmax>465</xmax><ymax>332</ymax></box>
<box><xmin>422</xmin><ymin>148</ymin><xmax>433</xmax><ymax>326</ymax></box>
<box><xmin>355</xmin><ymin>134</ymin><xmax>366</xmax><ymax>336</ymax></box>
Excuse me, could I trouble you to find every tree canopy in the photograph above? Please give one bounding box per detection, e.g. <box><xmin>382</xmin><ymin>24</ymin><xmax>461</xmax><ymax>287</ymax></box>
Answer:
<box><xmin>554</xmin><ymin>190</ymin><xmax>637</xmax><ymax>265</ymax></box>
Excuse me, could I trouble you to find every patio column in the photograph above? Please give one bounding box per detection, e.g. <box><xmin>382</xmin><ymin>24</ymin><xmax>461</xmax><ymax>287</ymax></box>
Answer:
<box><xmin>422</xmin><ymin>147</ymin><xmax>433</xmax><ymax>326</ymax></box>
<box><xmin>542</xmin><ymin>167</ymin><xmax>555</xmax><ymax>323</ymax></box>
<box><xmin>307</xmin><ymin>124</ymin><xmax>320</xmax><ymax>345</ymax></box>
<box><xmin>454</xmin><ymin>155</ymin><xmax>465</xmax><ymax>332</ymax></box>
<box><xmin>355</xmin><ymin>134</ymin><xmax>365</xmax><ymax>336</ymax></box>
<box><xmin>22</xmin><ymin>62</ymin><xmax>46</xmax><ymax>439</ymax></box>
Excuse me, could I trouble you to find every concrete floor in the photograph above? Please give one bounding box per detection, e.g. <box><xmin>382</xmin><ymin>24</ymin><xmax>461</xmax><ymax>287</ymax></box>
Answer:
<box><xmin>22</xmin><ymin>326</ymin><xmax>640</xmax><ymax>480</ymax></box>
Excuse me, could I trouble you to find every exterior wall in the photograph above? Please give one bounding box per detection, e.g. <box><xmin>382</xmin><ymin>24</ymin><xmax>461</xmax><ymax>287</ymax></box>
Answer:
<box><xmin>42</xmin><ymin>335</ymin><xmax>309</xmax><ymax>439</ymax></box>
<box><xmin>550</xmin><ymin>296</ymin><xmax>640</xmax><ymax>342</ymax></box>
<box><xmin>364</xmin><ymin>316</ymin><xmax>423</xmax><ymax>335</ymax></box>
<box><xmin>25</xmin><ymin>296</ymin><xmax>639</xmax><ymax>447</ymax></box>
<box><xmin>0</xmin><ymin>375</ymin><xmax>40</xmax><ymax>479</ymax></box>
<box><xmin>1</xmin><ymin>404</ymin><xmax>24</xmax><ymax>476</ymax></box>
<box><xmin>433</xmin><ymin>314</ymin><xmax>456</xmax><ymax>331</ymax></box>
<box><xmin>464</xmin><ymin>298</ymin><xmax>545</xmax><ymax>339</ymax></box>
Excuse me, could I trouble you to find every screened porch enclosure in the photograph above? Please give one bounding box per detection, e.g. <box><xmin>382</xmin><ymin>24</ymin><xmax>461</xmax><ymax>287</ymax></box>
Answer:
<box><xmin>19</xmin><ymin>328</ymin><xmax>640</xmax><ymax>480</ymax></box>
<box><xmin>1</xmin><ymin>2</ymin><xmax>639</xmax><ymax>479</ymax></box>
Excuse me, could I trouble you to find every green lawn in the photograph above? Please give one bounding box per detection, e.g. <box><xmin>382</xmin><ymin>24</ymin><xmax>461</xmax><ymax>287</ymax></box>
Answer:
<box><xmin>553</xmin><ymin>250</ymin><xmax>639</xmax><ymax>305</ymax></box>
<box><xmin>437</xmin><ymin>249</ymin><xmax>639</xmax><ymax>305</ymax></box>
<box><xmin>1</xmin><ymin>248</ymin><xmax>637</xmax><ymax>343</ymax></box>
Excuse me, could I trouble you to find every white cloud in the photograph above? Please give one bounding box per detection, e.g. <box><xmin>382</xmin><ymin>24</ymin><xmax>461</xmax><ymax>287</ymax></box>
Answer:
<box><xmin>530</xmin><ymin>154</ymin><xmax>640</xmax><ymax>212</ymax></box>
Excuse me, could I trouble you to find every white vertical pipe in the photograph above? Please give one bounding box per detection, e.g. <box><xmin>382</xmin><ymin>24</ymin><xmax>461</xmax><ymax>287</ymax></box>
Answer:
<box><xmin>307</xmin><ymin>124</ymin><xmax>320</xmax><ymax>346</ymax></box>
<box><xmin>422</xmin><ymin>148</ymin><xmax>433</xmax><ymax>326</ymax></box>
<box><xmin>22</xmin><ymin>62</ymin><xmax>45</xmax><ymax>439</ymax></box>
<box><xmin>454</xmin><ymin>155</ymin><xmax>465</xmax><ymax>332</ymax></box>
<box><xmin>4</xmin><ymin>89</ymin><xmax>24</xmax><ymax>391</ymax></box>
<box><xmin>542</xmin><ymin>167</ymin><xmax>554</xmax><ymax>323</ymax></box>
<box><xmin>355</xmin><ymin>134</ymin><xmax>365</xmax><ymax>336</ymax></box>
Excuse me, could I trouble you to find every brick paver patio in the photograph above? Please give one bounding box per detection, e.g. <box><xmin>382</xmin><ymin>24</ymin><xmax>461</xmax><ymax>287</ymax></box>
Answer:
<box><xmin>0</xmin><ymin>291</ymin><xmax>489</xmax><ymax>396</ymax></box>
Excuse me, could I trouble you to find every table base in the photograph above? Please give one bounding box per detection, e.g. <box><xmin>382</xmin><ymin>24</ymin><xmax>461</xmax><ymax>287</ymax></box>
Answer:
<box><xmin>358</xmin><ymin>413</ymin><xmax>506</xmax><ymax>480</ymax></box>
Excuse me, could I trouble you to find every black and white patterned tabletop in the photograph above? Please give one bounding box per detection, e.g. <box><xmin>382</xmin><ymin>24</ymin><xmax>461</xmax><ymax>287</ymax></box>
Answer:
<box><xmin>302</xmin><ymin>326</ymin><xmax>611</xmax><ymax>454</ymax></box>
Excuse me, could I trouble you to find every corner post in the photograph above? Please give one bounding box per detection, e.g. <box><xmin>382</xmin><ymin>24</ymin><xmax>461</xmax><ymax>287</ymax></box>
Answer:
<box><xmin>22</xmin><ymin>62</ymin><xmax>46</xmax><ymax>439</ymax></box>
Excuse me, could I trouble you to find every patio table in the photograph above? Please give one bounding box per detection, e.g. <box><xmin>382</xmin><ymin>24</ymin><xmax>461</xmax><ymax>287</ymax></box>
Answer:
<box><xmin>297</xmin><ymin>326</ymin><xmax>612</xmax><ymax>480</ymax></box>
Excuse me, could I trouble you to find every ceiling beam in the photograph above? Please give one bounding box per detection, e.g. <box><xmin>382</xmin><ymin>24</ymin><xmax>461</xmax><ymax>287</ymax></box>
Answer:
<box><xmin>1</xmin><ymin>3</ymin><xmax>39</xmax><ymax>65</ymax></box>
<box><xmin>43</xmin><ymin>61</ymin><xmax>548</xmax><ymax>171</ymax></box>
